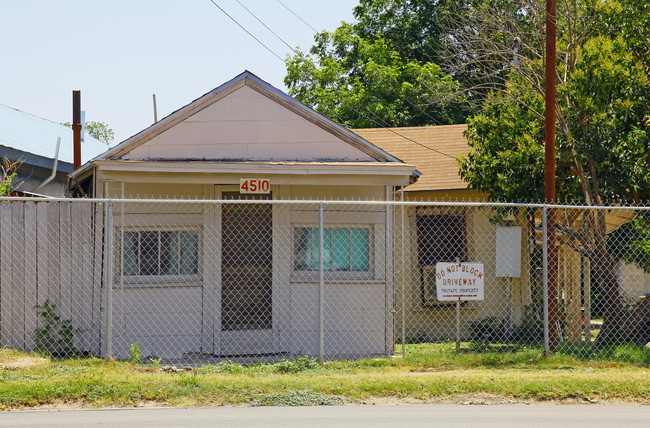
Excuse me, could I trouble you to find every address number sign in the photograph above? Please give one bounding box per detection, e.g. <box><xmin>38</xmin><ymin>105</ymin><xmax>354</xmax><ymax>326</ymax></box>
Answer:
<box><xmin>240</xmin><ymin>178</ymin><xmax>271</xmax><ymax>194</ymax></box>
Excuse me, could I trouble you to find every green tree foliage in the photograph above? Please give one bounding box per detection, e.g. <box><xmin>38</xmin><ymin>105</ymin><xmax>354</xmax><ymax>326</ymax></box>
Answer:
<box><xmin>284</xmin><ymin>0</ymin><xmax>472</xmax><ymax>127</ymax></box>
<box><xmin>457</xmin><ymin>0</ymin><xmax>649</xmax><ymax>345</ymax></box>
<box><xmin>461</xmin><ymin>34</ymin><xmax>649</xmax><ymax>202</ymax></box>
<box><xmin>0</xmin><ymin>157</ymin><xmax>22</xmax><ymax>196</ymax></box>
<box><xmin>63</xmin><ymin>121</ymin><xmax>115</xmax><ymax>145</ymax></box>
<box><xmin>84</xmin><ymin>121</ymin><xmax>115</xmax><ymax>145</ymax></box>
<box><xmin>608</xmin><ymin>213</ymin><xmax>650</xmax><ymax>273</ymax></box>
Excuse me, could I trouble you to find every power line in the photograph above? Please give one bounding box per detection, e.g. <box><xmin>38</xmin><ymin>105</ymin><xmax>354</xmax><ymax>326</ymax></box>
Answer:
<box><xmin>328</xmin><ymin>109</ymin><xmax>457</xmax><ymax>159</ymax></box>
<box><xmin>275</xmin><ymin>0</ymin><xmax>318</xmax><ymax>33</ymax></box>
<box><xmin>234</xmin><ymin>0</ymin><xmax>297</xmax><ymax>54</ymax></box>
<box><xmin>208</xmin><ymin>0</ymin><xmax>285</xmax><ymax>62</ymax></box>
<box><xmin>272</xmin><ymin>1</ymin><xmax>449</xmax><ymax>130</ymax></box>
<box><xmin>207</xmin><ymin>0</ymin><xmax>458</xmax><ymax>160</ymax></box>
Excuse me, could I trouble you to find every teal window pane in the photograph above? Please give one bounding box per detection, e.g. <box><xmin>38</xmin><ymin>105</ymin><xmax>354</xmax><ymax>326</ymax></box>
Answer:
<box><xmin>179</xmin><ymin>231</ymin><xmax>198</xmax><ymax>274</ymax></box>
<box><xmin>351</xmin><ymin>229</ymin><xmax>369</xmax><ymax>271</ymax></box>
<box><xmin>310</xmin><ymin>228</ymin><xmax>318</xmax><ymax>270</ymax></box>
<box><xmin>331</xmin><ymin>229</ymin><xmax>350</xmax><ymax>270</ymax></box>
<box><xmin>312</xmin><ymin>229</ymin><xmax>331</xmax><ymax>270</ymax></box>
<box><xmin>323</xmin><ymin>229</ymin><xmax>331</xmax><ymax>270</ymax></box>
<box><xmin>123</xmin><ymin>232</ymin><xmax>138</xmax><ymax>275</ymax></box>
<box><xmin>294</xmin><ymin>227</ymin><xmax>370</xmax><ymax>272</ymax></box>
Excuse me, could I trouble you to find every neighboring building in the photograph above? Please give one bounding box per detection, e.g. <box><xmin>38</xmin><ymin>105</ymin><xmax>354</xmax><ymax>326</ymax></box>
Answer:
<box><xmin>356</xmin><ymin>126</ymin><xmax>533</xmax><ymax>341</ymax></box>
<box><xmin>357</xmin><ymin>126</ymin><xmax>646</xmax><ymax>343</ymax></box>
<box><xmin>70</xmin><ymin>71</ymin><xmax>417</xmax><ymax>359</ymax></box>
<box><xmin>0</xmin><ymin>104</ymin><xmax>107</xmax><ymax>197</ymax></box>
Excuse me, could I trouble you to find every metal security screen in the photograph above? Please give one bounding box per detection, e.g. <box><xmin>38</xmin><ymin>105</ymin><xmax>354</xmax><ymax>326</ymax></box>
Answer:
<box><xmin>221</xmin><ymin>192</ymin><xmax>272</xmax><ymax>332</ymax></box>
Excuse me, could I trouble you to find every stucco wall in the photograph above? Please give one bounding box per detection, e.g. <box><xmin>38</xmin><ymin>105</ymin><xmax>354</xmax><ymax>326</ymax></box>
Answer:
<box><xmin>393</xmin><ymin>190</ymin><xmax>533</xmax><ymax>342</ymax></box>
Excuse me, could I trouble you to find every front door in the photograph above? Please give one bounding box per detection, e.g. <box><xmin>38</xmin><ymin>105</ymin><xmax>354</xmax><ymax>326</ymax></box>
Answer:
<box><xmin>219</xmin><ymin>192</ymin><xmax>274</xmax><ymax>355</ymax></box>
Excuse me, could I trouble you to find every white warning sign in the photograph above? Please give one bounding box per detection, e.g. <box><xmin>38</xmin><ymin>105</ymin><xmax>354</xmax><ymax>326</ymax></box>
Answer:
<box><xmin>435</xmin><ymin>262</ymin><xmax>484</xmax><ymax>301</ymax></box>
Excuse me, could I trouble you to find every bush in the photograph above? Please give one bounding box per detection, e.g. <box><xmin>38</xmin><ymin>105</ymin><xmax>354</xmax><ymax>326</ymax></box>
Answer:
<box><xmin>273</xmin><ymin>357</ymin><xmax>320</xmax><ymax>373</ymax></box>
<box><xmin>34</xmin><ymin>300</ymin><xmax>79</xmax><ymax>358</ymax></box>
<box><xmin>511</xmin><ymin>318</ymin><xmax>544</xmax><ymax>344</ymax></box>
<box><xmin>468</xmin><ymin>317</ymin><xmax>506</xmax><ymax>343</ymax></box>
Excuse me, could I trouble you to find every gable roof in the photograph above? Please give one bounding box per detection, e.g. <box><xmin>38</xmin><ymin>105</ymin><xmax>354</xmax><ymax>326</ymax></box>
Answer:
<box><xmin>0</xmin><ymin>104</ymin><xmax>108</xmax><ymax>172</ymax></box>
<box><xmin>84</xmin><ymin>71</ymin><xmax>404</xmax><ymax>172</ymax></box>
<box><xmin>353</xmin><ymin>124</ymin><xmax>468</xmax><ymax>192</ymax></box>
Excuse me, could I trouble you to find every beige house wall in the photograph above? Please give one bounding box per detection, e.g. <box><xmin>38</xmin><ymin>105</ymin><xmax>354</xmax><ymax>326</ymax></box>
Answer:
<box><xmin>394</xmin><ymin>190</ymin><xmax>533</xmax><ymax>341</ymax></box>
<box><xmin>124</xmin><ymin>86</ymin><xmax>375</xmax><ymax>162</ymax></box>
<box><xmin>94</xmin><ymin>174</ymin><xmax>396</xmax><ymax>358</ymax></box>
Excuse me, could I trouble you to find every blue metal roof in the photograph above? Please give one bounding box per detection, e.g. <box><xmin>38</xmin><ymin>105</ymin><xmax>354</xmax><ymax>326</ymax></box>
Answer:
<box><xmin>0</xmin><ymin>103</ymin><xmax>110</xmax><ymax>167</ymax></box>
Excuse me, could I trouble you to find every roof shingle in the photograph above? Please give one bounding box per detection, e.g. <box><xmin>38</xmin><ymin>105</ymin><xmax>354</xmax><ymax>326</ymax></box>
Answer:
<box><xmin>353</xmin><ymin>124</ymin><xmax>469</xmax><ymax>192</ymax></box>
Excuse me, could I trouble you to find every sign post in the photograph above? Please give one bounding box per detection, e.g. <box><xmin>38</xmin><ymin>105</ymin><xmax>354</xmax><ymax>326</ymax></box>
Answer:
<box><xmin>436</xmin><ymin>262</ymin><xmax>485</xmax><ymax>353</ymax></box>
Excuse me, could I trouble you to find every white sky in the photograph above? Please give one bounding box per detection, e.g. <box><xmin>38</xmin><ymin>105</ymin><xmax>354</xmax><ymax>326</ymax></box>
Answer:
<box><xmin>1</xmin><ymin>0</ymin><xmax>358</xmax><ymax>143</ymax></box>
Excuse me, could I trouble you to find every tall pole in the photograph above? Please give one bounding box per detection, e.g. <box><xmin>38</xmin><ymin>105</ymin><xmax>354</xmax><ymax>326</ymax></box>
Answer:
<box><xmin>104</xmin><ymin>200</ymin><xmax>114</xmax><ymax>359</ymax></box>
<box><xmin>544</xmin><ymin>0</ymin><xmax>558</xmax><ymax>352</ymax></box>
<box><xmin>318</xmin><ymin>202</ymin><xmax>325</xmax><ymax>363</ymax></box>
<box><xmin>72</xmin><ymin>91</ymin><xmax>82</xmax><ymax>170</ymax></box>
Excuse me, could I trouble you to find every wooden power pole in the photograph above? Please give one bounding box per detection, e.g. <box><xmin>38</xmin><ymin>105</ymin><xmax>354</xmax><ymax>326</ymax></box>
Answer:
<box><xmin>544</xmin><ymin>0</ymin><xmax>558</xmax><ymax>353</ymax></box>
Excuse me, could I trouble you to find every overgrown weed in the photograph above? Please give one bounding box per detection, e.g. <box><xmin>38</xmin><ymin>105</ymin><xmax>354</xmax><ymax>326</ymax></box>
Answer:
<box><xmin>0</xmin><ymin>345</ymin><xmax>648</xmax><ymax>410</ymax></box>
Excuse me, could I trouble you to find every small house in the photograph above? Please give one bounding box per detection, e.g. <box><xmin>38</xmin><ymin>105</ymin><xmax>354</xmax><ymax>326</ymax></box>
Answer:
<box><xmin>356</xmin><ymin>126</ymin><xmax>534</xmax><ymax>342</ymax></box>
<box><xmin>357</xmin><ymin>126</ymin><xmax>646</xmax><ymax>345</ymax></box>
<box><xmin>70</xmin><ymin>71</ymin><xmax>417</xmax><ymax>359</ymax></box>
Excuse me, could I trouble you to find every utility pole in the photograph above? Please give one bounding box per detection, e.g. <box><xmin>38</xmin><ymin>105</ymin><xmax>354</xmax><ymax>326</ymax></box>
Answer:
<box><xmin>72</xmin><ymin>91</ymin><xmax>82</xmax><ymax>170</ymax></box>
<box><xmin>544</xmin><ymin>0</ymin><xmax>558</xmax><ymax>353</ymax></box>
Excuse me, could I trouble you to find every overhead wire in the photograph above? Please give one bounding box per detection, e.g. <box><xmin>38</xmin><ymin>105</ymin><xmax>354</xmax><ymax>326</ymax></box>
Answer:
<box><xmin>208</xmin><ymin>0</ymin><xmax>285</xmax><ymax>62</ymax></box>
<box><xmin>207</xmin><ymin>0</ymin><xmax>458</xmax><ymax>160</ymax></box>
<box><xmin>234</xmin><ymin>0</ymin><xmax>298</xmax><ymax>54</ymax></box>
<box><xmin>275</xmin><ymin>0</ymin><xmax>318</xmax><ymax>33</ymax></box>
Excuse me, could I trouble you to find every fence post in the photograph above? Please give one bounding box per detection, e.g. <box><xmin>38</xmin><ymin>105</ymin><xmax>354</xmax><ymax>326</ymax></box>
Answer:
<box><xmin>400</xmin><ymin>190</ymin><xmax>406</xmax><ymax>357</ymax></box>
<box><xmin>318</xmin><ymin>202</ymin><xmax>324</xmax><ymax>363</ymax></box>
<box><xmin>104</xmin><ymin>200</ymin><xmax>114</xmax><ymax>359</ymax></box>
<box><xmin>542</xmin><ymin>205</ymin><xmax>550</xmax><ymax>358</ymax></box>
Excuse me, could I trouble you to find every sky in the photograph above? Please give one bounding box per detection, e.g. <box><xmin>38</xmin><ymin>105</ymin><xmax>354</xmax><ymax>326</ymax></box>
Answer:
<box><xmin>1</xmin><ymin>0</ymin><xmax>359</xmax><ymax>144</ymax></box>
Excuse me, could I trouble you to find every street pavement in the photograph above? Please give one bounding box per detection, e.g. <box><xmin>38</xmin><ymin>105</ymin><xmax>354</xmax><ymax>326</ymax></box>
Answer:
<box><xmin>1</xmin><ymin>404</ymin><xmax>648</xmax><ymax>427</ymax></box>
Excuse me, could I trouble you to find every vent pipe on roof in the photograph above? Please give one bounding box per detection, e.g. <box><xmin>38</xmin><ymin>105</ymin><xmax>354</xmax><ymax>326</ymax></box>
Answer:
<box><xmin>73</xmin><ymin>90</ymin><xmax>82</xmax><ymax>170</ymax></box>
<box><xmin>153</xmin><ymin>93</ymin><xmax>158</xmax><ymax>123</ymax></box>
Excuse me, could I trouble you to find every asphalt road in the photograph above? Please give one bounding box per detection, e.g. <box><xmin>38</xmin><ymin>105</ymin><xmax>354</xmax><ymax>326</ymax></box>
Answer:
<box><xmin>1</xmin><ymin>404</ymin><xmax>648</xmax><ymax>428</ymax></box>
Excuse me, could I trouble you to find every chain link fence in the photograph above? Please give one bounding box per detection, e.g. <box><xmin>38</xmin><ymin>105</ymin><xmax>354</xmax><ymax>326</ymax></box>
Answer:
<box><xmin>0</xmin><ymin>198</ymin><xmax>648</xmax><ymax>364</ymax></box>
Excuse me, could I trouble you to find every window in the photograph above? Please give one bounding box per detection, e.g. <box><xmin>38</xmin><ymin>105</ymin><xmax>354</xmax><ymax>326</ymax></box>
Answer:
<box><xmin>123</xmin><ymin>230</ymin><xmax>199</xmax><ymax>276</ymax></box>
<box><xmin>416</xmin><ymin>214</ymin><xmax>466</xmax><ymax>305</ymax></box>
<box><xmin>294</xmin><ymin>227</ymin><xmax>369</xmax><ymax>272</ymax></box>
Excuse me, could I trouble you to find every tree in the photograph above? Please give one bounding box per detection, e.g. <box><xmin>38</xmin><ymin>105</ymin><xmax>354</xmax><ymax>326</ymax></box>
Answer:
<box><xmin>457</xmin><ymin>0</ymin><xmax>649</xmax><ymax>346</ymax></box>
<box><xmin>63</xmin><ymin>121</ymin><xmax>114</xmax><ymax>145</ymax></box>
<box><xmin>0</xmin><ymin>157</ymin><xmax>22</xmax><ymax>196</ymax></box>
<box><xmin>284</xmin><ymin>0</ymin><xmax>471</xmax><ymax>127</ymax></box>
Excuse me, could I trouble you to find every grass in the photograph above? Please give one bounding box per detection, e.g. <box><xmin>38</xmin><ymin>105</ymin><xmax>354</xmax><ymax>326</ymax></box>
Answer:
<box><xmin>0</xmin><ymin>344</ymin><xmax>648</xmax><ymax>410</ymax></box>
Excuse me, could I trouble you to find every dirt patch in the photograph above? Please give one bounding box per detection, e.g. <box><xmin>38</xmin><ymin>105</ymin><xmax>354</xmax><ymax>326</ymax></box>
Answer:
<box><xmin>360</xmin><ymin>392</ymin><xmax>648</xmax><ymax>406</ymax></box>
<box><xmin>14</xmin><ymin>394</ymin><xmax>648</xmax><ymax>411</ymax></box>
<box><xmin>362</xmin><ymin>393</ymin><xmax>519</xmax><ymax>406</ymax></box>
<box><xmin>0</xmin><ymin>356</ymin><xmax>48</xmax><ymax>369</ymax></box>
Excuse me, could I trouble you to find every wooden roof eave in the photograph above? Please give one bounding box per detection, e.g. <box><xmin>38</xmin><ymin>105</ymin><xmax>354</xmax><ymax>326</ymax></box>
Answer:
<box><xmin>90</xmin><ymin>159</ymin><xmax>417</xmax><ymax>176</ymax></box>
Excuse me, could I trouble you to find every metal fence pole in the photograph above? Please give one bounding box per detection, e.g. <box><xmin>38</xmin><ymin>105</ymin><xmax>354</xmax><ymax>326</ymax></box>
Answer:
<box><xmin>104</xmin><ymin>200</ymin><xmax>114</xmax><ymax>359</ymax></box>
<box><xmin>542</xmin><ymin>205</ymin><xmax>550</xmax><ymax>358</ymax></box>
<box><xmin>400</xmin><ymin>190</ymin><xmax>406</xmax><ymax>357</ymax></box>
<box><xmin>318</xmin><ymin>202</ymin><xmax>324</xmax><ymax>363</ymax></box>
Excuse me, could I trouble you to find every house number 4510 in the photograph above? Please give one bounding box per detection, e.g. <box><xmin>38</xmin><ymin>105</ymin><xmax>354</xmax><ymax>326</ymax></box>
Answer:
<box><xmin>240</xmin><ymin>178</ymin><xmax>271</xmax><ymax>194</ymax></box>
